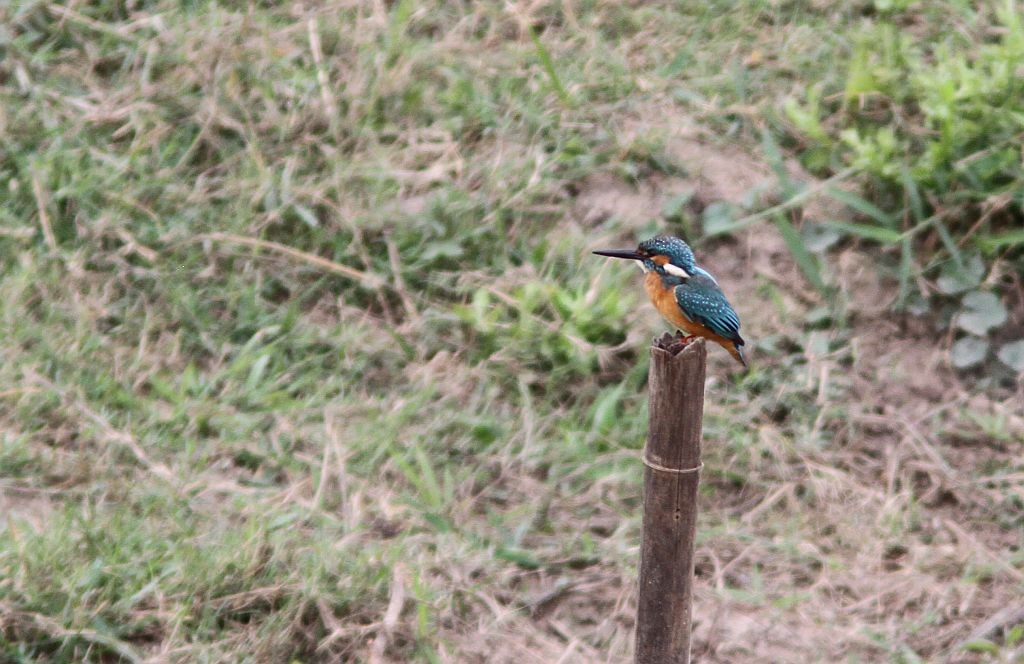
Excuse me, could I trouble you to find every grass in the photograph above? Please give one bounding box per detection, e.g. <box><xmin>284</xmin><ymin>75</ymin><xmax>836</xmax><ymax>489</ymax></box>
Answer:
<box><xmin>0</xmin><ymin>1</ymin><xmax>1022</xmax><ymax>662</ymax></box>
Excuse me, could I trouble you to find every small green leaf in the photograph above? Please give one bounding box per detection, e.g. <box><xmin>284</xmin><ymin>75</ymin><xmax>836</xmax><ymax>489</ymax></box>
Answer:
<box><xmin>291</xmin><ymin>204</ymin><xmax>319</xmax><ymax>228</ymax></box>
<box><xmin>661</xmin><ymin>49</ymin><xmax>693</xmax><ymax>77</ymax></box>
<box><xmin>905</xmin><ymin>292</ymin><xmax>930</xmax><ymax>316</ymax></box>
<box><xmin>802</xmin><ymin>222</ymin><xmax>842</xmax><ymax>253</ymax></box>
<box><xmin>896</xmin><ymin>645</ymin><xmax>925</xmax><ymax>664</ymax></box>
<box><xmin>495</xmin><ymin>546</ymin><xmax>541</xmax><ymax>570</ymax></box>
<box><xmin>423</xmin><ymin>512</ymin><xmax>453</xmax><ymax>533</ymax></box>
<box><xmin>701</xmin><ymin>202</ymin><xmax>736</xmax><ymax>235</ymax></box>
<box><xmin>957</xmin><ymin>291</ymin><xmax>1007</xmax><ymax>336</ymax></box>
<box><xmin>961</xmin><ymin>639</ymin><xmax>999</xmax><ymax>654</ymax></box>
<box><xmin>824</xmin><ymin>187</ymin><xmax>896</xmax><ymax>227</ymax></box>
<box><xmin>420</xmin><ymin>241</ymin><xmax>464</xmax><ymax>262</ymax></box>
<box><xmin>900</xmin><ymin>165</ymin><xmax>925</xmax><ymax>222</ymax></box>
<box><xmin>805</xmin><ymin>306</ymin><xmax>833</xmax><ymax>327</ymax></box>
<box><xmin>530</xmin><ymin>27</ymin><xmax>572</xmax><ymax>107</ymax></box>
<box><xmin>977</xmin><ymin>228</ymin><xmax>1024</xmax><ymax>252</ymax></box>
<box><xmin>774</xmin><ymin>213</ymin><xmax>828</xmax><ymax>295</ymax></box>
<box><xmin>591</xmin><ymin>384</ymin><xmax>625</xmax><ymax>433</ymax></box>
<box><xmin>822</xmin><ymin>220</ymin><xmax>902</xmax><ymax>244</ymax></box>
<box><xmin>932</xmin><ymin>219</ymin><xmax>963</xmax><ymax>269</ymax></box>
<box><xmin>950</xmin><ymin>336</ymin><xmax>988</xmax><ymax>369</ymax></box>
<box><xmin>761</xmin><ymin>130</ymin><xmax>795</xmax><ymax>197</ymax></box>
<box><xmin>246</xmin><ymin>353</ymin><xmax>271</xmax><ymax>389</ymax></box>
<box><xmin>997</xmin><ymin>340</ymin><xmax>1024</xmax><ymax>373</ymax></box>
<box><xmin>662</xmin><ymin>190</ymin><xmax>694</xmax><ymax>221</ymax></box>
<box><xmin>807</xmin><ymin>331</ymin><xmax>830</xmax><ymax>356</ymax></box>
<box><xmin>936</xmin><ymin>255</ymin><xmax>985</xmax><ymax>295</ymax></box>
<box><xmin>672</xmin><ymin>87</ymin><xmax>708</xmax><ymax>106</ymax></box>
<box><xmin>898</xmin><ymin>236</ymin><xmax>912</xmax><ymax>306</ymax></box>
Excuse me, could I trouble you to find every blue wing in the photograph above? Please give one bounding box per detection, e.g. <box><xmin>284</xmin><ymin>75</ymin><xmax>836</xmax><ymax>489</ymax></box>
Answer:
<box><xmin>675</xmin><ymin>272</ymin><xmax>744</xmax><ymax>344</ymax></box>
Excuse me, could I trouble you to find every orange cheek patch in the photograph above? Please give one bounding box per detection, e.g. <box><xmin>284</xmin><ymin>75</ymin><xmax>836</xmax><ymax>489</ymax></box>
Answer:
<box><xmin>652</xmin><ymin>255</ymin><xmax>668</xmax><ymax>266</ymax></box>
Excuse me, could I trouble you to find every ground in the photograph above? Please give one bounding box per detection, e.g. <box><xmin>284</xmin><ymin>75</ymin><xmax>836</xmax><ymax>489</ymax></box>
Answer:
<box><xmin>0</xmin><ymin>2</ymin><xmax>1022</xmax><ymax>663</ymax></box>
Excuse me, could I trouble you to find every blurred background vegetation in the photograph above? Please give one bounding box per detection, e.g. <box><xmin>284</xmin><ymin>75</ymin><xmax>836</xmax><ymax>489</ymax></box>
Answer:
<box><xmin>0</xmin><ymin>1</ymin><xmax>1021</xmax><ymax>662</ymax></box>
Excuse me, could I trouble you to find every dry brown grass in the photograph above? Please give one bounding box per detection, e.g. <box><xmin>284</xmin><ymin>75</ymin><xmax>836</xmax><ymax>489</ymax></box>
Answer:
<box><xmin>0</xmin><ymin>1</ymin><xmax>1021</xmax><ymax>663</ymax></box>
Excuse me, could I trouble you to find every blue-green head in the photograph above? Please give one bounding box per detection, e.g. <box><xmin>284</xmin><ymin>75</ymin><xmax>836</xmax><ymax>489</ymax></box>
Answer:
<box><xmin>593</xmin><ymin>234</ymin><xmax>695</xmax><ymax>280</ymax></box>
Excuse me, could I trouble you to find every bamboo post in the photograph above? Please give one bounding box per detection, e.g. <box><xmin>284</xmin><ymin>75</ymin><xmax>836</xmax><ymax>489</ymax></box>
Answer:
<box><xmin>635</xmin><ymin>334</ymin><xmax>707</xmax><ymax>664</ymax></box>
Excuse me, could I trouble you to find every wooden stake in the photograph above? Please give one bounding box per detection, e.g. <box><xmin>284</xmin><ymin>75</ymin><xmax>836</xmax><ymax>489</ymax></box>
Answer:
<box><xmin>635</xmin><ymin>334</ymin><xmax>707</xmax><ymax>664</ymax></box>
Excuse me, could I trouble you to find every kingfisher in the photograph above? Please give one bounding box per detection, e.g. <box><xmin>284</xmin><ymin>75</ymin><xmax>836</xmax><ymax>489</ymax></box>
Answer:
<box><xmin>594</xmin><ymin>235</ymin><xmax>748</xmax><ymax>367</ymax></box>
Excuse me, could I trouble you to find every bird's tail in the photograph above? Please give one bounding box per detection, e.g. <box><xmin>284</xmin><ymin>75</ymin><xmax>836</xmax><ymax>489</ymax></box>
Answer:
<box><xmin>729</xmin><ymin>342</ymin><xmax>748</xmax><ymax>368</ymax></box>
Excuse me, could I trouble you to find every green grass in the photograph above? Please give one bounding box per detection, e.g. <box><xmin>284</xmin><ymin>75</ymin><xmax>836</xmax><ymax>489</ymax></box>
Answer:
<box><xmin>0</xmin><ymin>1</ymin><xmax>1022</xmax><ymax>662</ymax></box>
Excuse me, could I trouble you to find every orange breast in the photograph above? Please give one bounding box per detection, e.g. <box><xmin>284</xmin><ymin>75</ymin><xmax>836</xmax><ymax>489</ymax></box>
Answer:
<box><xmin>645</xmin><ymin>272</ymin><xmax>693</xmax><ymax>331</ymax></box>
<box><xmin>643</xmin><ymin>272</ymin><xmax>732</xmax><ymax>344</ymax></box>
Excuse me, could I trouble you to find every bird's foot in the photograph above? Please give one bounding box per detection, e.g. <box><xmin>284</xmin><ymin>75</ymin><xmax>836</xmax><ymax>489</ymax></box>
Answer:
<box><xmin>657</xmin><ymin>331</ymin><xmax>697</xmax><ymax>355</ymax></box>
<box><xmin>674</xmin><ymin>330</ymin><xmax>696</xmax><ymax>344</ymax></box>
<box><xmin>661</xmin><ymin>330</ymin><xmax>696</xmax><ymax>355</ymax></box>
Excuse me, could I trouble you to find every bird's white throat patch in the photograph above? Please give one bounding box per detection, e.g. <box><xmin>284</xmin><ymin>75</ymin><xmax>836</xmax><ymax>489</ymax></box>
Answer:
<box><xmin>636</xmin><ymin>260</ymin><xmax>688</xmax><ymax>278</ymax></box>
<box><xmin>663</xmin><ymin>263</ymin><xmax>690</xmax><ymax>278</ymax></box>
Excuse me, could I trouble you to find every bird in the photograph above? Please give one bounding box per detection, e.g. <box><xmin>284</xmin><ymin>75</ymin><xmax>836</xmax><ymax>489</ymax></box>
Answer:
<box><xmin>593</xmin><ymin>235</ymin><xmax>748</xmax><ymax>367</ymax></box>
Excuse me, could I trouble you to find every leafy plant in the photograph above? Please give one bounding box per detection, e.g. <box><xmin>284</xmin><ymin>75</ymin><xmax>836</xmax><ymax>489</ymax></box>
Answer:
<box><xmin>785</xmin><ymin>4</ymin><xmax>1024</xmax><ymax>255</ymax></box>
<box><xmin>938</xmin><ymin>259</ymin><xmax>1017</xmax><ymax>371</ymax></box>
<box><xmin>781</xmin><ymin>1</ymin><xmax>1024</xmax><ymax>368</ymax></box>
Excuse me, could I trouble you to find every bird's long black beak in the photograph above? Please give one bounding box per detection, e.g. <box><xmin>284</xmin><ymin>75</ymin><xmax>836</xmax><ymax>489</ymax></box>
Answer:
<box><xmin>592</xmin><ymin>248</ymin><xmax>644</xmax><ymax>261</ymax></box>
